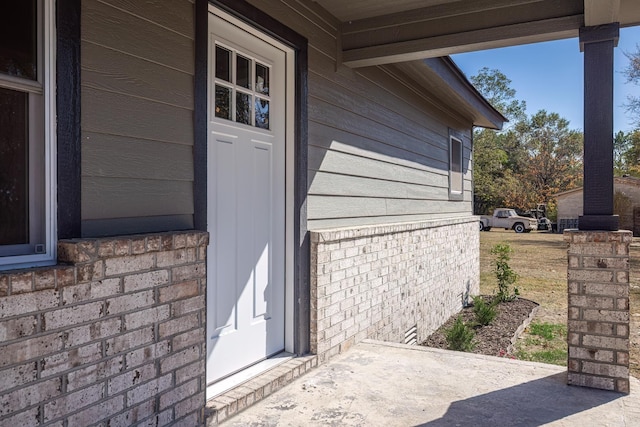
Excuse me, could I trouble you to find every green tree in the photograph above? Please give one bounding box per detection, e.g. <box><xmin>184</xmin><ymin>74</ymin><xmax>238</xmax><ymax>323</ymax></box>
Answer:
<box><xmin>471</xmin><ymin>69</ymin><xmax>583</xmax><ymax>213</ymax></box>
<box><xmin>614</xmin><ymin>130</ymin><xmax>632</xmax><ymax>174</ymax></box>
<box><xmin>620</xmin><ymin>129</ymin><xmax>640</xmax><ymax>177</ymax></box>
<box><xmin>624</xmin><ymin>45</ymin><xmax>640</xmax><ymax>126</ymax></box>
<box><xmin>470</xmin><ymin>67</ymin><xmax>527</xmax><ymax>123</ymax></box>
<box><xmin>473</xmin><ymin>129</ymin><xmax>527</xmax><ymax>213</ymax></box>
<box><xmin>471</xmin><ymin>68</ymin><xmax>528</xmax><ymax>213</ymax></box>
<box><xmin>512</xmin><ymin>110</ymin><xmax>583</xmax><ymax>207</ymax></box>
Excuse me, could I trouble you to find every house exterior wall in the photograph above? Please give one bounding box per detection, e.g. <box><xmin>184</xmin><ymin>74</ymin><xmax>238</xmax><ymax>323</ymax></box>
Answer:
<box><xmin>310</xmin><ymin>218</ymin><xmax>479</xmax><ymax>362</ymax></box>
<box><xmin>247</xmin><ymin>0</ymin><xmax>474</xmax><ymax>231</ymax></box>
<box><xmin>0</xmin><ymin>232</ymin><xmax>207</xmax><ymax>426</ymax></box>
<box><xmin>557</xmin><ymin>190</ymin><xmax>583</xmax><ymax>221</ymax></box>
<box><xmin>0</xmin><ymin>0</ymin><xmax>487</xmax><ymax>424</ymax></box>
<box><xmin>81</xmin><ymin>0</ymin><xmax>196</xmax><ymax>237</ymax></box>
<box><xmin>245</xmin><ymin>0</ymin><xmax>480</xmax><ymax>365</ymax></box>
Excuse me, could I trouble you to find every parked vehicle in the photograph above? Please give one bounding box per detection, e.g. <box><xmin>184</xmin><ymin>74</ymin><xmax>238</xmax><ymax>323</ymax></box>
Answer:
<box><xmin>479</xmin><ymin>208</ymin><xmax>538</xmax><ymax>233</ymax></box>
<box><xmin>536</xmin><ymin>217</ymin><xmax>552</xmax><ymax>231</ymax></box>
<box><xmin>525</xmin><ymin>203</ymin><xmax>553</xmax><ymax>231</ymax></box>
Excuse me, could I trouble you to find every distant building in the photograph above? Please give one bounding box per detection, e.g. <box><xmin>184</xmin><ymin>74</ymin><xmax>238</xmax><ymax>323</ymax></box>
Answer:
<box><xmin>555</xmin><ymin>176</ymin><xmax>640</xmax><ymax>235</ymax></box>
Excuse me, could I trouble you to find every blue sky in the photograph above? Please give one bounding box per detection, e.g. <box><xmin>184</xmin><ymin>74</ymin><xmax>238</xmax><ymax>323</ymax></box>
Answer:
<box><xmin>452</xmin><ymin>26</ymin><xmax>640</xmax><ymax>133</ymax></box>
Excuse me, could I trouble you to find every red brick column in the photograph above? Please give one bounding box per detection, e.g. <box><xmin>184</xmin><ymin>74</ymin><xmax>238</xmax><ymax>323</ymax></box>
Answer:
<box><xmin>565</xmin><ymin>230</ymin><xmax>631</xmax><ymax>393</ymax></box>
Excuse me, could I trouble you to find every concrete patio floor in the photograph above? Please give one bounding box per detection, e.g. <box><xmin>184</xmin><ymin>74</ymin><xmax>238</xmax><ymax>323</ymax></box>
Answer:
<box><xmin>222</xmin><ymin>340</ymin><xmax>640</xmax><ymax>426</ymax></box>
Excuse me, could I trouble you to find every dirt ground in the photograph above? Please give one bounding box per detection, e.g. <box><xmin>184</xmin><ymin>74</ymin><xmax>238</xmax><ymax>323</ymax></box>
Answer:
<box><xmin>422</xmin><ymin>297</ymin><xmax>538</xmax><ymax>356</ymax></box>
<box><xmin>479</xmin><ymin>229</ymin><xmax>640</xmax><ymax>379</ymax></box>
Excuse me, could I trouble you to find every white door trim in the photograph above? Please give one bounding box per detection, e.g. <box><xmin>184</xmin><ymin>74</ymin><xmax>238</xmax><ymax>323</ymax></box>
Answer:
<box><xmin>207</xmin><ymin>5</ymin><xmax>296</xmax><ymax>373</ymax></box>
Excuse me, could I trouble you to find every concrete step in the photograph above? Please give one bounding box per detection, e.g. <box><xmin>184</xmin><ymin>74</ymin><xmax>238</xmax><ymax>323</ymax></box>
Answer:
<box><xmin>205</xmin><ymin>354</ymin><xmax>318</xmax><ymax>425</ymax></box>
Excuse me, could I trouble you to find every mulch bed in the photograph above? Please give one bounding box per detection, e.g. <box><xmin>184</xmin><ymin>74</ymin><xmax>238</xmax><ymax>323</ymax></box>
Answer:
<box><xmin>421</xmin><ymin>296</ymin><xmax>539</xmax><ymax>357</ymax></box>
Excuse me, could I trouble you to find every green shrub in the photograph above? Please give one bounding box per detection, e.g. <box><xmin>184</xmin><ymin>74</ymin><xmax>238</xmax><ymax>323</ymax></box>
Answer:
<box><xmin>473</xmin><ymin>296</ymin><xmax>497</xmax><ymax>326</ymax></box>
<box><xmin>445</xmin><ymin>316</ymin><xmax>476</xmax><ymax>352</ymax></box>
<box><xmin>490</xmin><ymin>243</ymin><xmax>520</xmax><ymax>302</ymax></box>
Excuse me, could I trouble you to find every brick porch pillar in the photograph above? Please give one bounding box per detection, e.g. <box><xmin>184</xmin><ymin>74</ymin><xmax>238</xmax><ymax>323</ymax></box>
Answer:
<box><xmin>565</xmin><ymin>230</ymin><xmax>631</xmax><ymax>393</ymax></box>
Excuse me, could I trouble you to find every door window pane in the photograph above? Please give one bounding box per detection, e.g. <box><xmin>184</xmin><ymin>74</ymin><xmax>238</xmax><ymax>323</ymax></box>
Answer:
<box><xmin>215</xmin><ymin>85</ymin><xmax>231</xmax><ymax>119</ymax></box>
<box><xmin>236</xmin><ymin>55</ymin><xmax>251</xmax><ymax>89</ymax></box>
<box><xmin>0</xmin><ymin>87</ymin><xmax>29</xmax><ymax>245</ymax></box>
<box><xmin>236</xmin><ymin>92</ymin><xmax>251</xmax><ymax>125</ymax></box>
<box><xmin>255</xmin><ymin>98</ymin><xmax>269</xmax><ymax>129</ymax></box>
<box><xmin>0</xmin><ymin>1</ymin><xmax>37</xmax><ymax>80</ymax></box>
<box><xmin>255</xmin><ymin>63</ymin><xmax>269</xmax><ymax>95</ymax></box>
<box><xmin>213</xmin><ymin>47</ymin><xmax>273</xmax><ymax>131</ymax></box>
<box><xmin>215</xmin><ymin>46</ymin><xmax>231</xmax><ymax>82</ymax></box>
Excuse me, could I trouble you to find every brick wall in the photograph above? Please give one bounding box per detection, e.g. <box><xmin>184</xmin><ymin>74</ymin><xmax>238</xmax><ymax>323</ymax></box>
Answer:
<box><xmin>0</xmin><ymin>231</ymin><xmax>208</xmax><ymax>426</ymax></box>
<box><xmin>310</xmin><ymin>217</ymin><xmax>479</xmax><ymax>362</ymax></box>
<box><xmin>565</xmin><ymin>230</ymin><xmax>631</xmax><ymax>393</ymax></box>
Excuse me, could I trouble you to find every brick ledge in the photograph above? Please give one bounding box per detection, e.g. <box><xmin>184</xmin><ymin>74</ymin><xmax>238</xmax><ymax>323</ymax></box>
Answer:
<box><xmin>58</xmin><ymin>230</ymin><xmax>209</xmax><ymax>264</ymax></box>
<box><xmin>310</xmin><ymin>216</ymin><xmax>478</xmax><ymax>243</ymax></box>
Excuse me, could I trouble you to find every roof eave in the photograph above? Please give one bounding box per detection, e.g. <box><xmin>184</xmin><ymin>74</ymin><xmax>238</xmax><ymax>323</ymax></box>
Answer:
<box><xmin>422</xmin><ymin>57</ymin><xmax>507</xmax><ymax>130</ymax></box>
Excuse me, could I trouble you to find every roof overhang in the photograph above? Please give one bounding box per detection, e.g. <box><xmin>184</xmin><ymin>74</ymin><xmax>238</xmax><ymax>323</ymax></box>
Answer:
<box><xmin>394</xmin><ymin>57</ymin><xmax>507</xmax><ymax>130</ymax></box>
<box><xmin>310</xmin><ymin>0</ymin><xmax>640</xmax><ymax>68</ymax></box>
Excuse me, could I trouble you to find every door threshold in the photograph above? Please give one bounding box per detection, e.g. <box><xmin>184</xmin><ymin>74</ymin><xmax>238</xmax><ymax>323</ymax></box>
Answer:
<box><xmin>206</xmin><ymin>352</ymin><xmax>293</xmax><ymax>400</ymax></box>
<box><xmin>205</xmin><ymin>353</ymin><xmax>318</xmax><ymax>425</ymax></box>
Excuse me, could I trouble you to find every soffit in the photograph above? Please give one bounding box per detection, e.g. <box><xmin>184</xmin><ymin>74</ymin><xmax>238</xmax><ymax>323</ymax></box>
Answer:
<box><xmin>311</xmin><ymin>0</ymin><xmax>640</xmax><ymax>67</ymax></box>
<box><xmin>619</xmin><ymin>0</ymin><xmax>640</xmax><ymax>28</ymax></box>
<box><xmin>313</xmin><ymin>0</ymin><xmax>640</xmax><ymax>27</ymax></box>
<box><xmin>311</xmin><ymin>0</ymin><xmax>462</xmax><ymax>22</ymax></box>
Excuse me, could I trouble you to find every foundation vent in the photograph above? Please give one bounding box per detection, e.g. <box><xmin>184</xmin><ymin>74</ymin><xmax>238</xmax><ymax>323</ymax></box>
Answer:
<box><xmin>404</xmin><ymin>325</ymin><xmax>418</xmax><ymax>345</ymax></box>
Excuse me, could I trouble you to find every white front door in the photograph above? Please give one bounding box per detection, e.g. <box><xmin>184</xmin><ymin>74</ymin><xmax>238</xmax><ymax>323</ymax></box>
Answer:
<box><xmin>206</xmin><ymin>11</ymin><xmax>287</xmax><ymax>385</ymax></box>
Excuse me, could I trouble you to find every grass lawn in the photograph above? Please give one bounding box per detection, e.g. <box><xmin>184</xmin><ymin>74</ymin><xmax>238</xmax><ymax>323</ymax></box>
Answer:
<box><xmin>479</xmin><ymin>229</ymin><xmax>640</xmax><ymax>378</ymax></box>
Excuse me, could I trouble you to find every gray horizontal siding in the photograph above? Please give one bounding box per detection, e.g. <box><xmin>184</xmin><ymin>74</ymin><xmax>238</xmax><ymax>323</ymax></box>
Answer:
<box><xmin>100</xmin><ymin>0</ymin><xmax>194</xmax><ymax>39</ymax></box>
<box><xmin>248</xmin><ymin>0</ymin><xmax>475</xmax><ymax>230</ymax></box>
<box><xmin>81</xmin><ymin>0</ymin><xmax>195</xmax><ymax>237</ymax></box>
<box><xmin>83</xmin><ymin>0</ymin><xmax>194</xmax><ymax>74</ymax></box>
<box><xmin>82</xmin><ymin>177</ymin><xmax>194</xmax><ymax>220</ymax></box>
<box><xmin>82</xmin><ymin>132</ymin><xmax>194</xmax><ymax>181</ymax></box>
<box><xmin>308</xmin><ymin>145</ymin><xmax>449</xmax><ymax>189</ymax></box>
<box><xmin>82</xmin><ymin>215</ymin><xmax>194</xmax><ymax>237</ymax></box>
<box><xmin>247</xmin><ymin>0</ymin><xmax>338</xmax><ymax>60</ymax></box>
<box><xmin>82</xmin><ymin>88</ymin><xmax>193</xmax><ymax>144</ymax></box>
<box><xmin>80</xmin><ymin>0</ymin><xmax>477</xmax><ymax>235</ymax></box>
<box><xmin>308</xmin><ymin>96</ymin><xmax>449</xmax><ymax>166</ymax></box>
<box><xmin>82</xmin><ymin>42</ymin><xmax>194</xmax><ymax>110</ymax></box>
<box><xmin>308</xmin><ymin>196</ymin><xmax>471</xmax><ymax>222</ymax></box>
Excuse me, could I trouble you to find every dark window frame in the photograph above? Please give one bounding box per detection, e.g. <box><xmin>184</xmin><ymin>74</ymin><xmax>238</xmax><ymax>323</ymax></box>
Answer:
<box><xmin>56</xmin><ymin>0</ymin><xmax>82</xmax><ymax>239</ymax></box>
<box><xmin>448</xmin><ymin>130</ymin><xmax>464</xmax><ymax>201</ymax></box>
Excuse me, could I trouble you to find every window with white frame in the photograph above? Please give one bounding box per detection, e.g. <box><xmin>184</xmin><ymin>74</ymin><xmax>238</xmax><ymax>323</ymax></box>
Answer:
<box><xmin>0</xmin><ymin>0</ymin><xmax>56</xmax><ymax>268</ymax></box>
<box><xmin>449</xmin><ymin>135</ymin><xmax>463</xmax><ymax>200</ymax></box>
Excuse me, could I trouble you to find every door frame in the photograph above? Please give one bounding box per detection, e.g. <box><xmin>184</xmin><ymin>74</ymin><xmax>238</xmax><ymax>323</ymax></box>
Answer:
<box><xmin>194</xmin><ymin>0</ymin><xmax>310</xmax><ymax>356</ymax></box>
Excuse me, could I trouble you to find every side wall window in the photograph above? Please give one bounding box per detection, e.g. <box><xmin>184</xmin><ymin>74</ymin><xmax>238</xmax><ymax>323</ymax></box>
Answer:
<box><xmin>0</xmin><ymin>0</ymin><xmax>55</xmax><ymax>269</ymax></box>
<box><xmin>449</xmin><ymin>134</ymin><xmax>463</xmax><ymax>200</ymax></box>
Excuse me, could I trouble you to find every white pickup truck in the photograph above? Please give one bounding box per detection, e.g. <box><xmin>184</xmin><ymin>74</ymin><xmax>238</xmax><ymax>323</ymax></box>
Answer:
<box><xmin>479</xmin><ymin>208</ymin><xmax>538</xmax><ymax>233</ymax></box>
